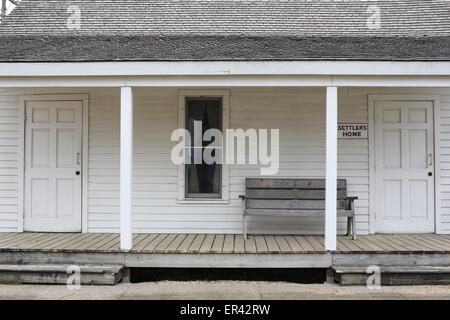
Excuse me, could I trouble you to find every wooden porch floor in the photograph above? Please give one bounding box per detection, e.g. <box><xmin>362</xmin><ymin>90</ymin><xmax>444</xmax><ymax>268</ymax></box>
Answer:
<box><xmin>0</xmin><ymin>233</ymin><xmax>449</xmax><ymax>254</ymax></box>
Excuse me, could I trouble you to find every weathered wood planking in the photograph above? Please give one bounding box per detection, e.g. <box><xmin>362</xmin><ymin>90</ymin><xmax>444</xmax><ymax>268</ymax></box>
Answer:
<box><xmin>210</xmin><ymin>234</ymin><xmax>224</xmax><ymax>253</ymax></box>
<box><xmin>246</xmin><ymin>178</ymin><xmax>347</xmax><ymax>190</ymax></box>
<box><xmin>246</xmin><ymin>199</ymin><xmax>347</xmax><ymax>210</ymax></box>
<box><xmin>1</xmin><ymin>233</ymin><xmax>450</xmax><ymax>255</ymax></box>
<box><xmin>245</xmin><ymin>209</ymin><xmax>353</xmax><ymax>216</ymax></box>
<box><xmin>245</xmin><ymin>189</ymin><xmax>347</xmax><ymax>200</ymax></box>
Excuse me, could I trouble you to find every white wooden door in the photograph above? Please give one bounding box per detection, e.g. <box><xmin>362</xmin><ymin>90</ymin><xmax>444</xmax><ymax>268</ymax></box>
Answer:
<box><xmin>24</xmin><ymin>101</ymin><xmax>82</xmax><ymax>232</ymax></box>
<box><xmin>375</xmin><ymin>100</ymin><xmax>434</xmax><ymax>233</ymax></box>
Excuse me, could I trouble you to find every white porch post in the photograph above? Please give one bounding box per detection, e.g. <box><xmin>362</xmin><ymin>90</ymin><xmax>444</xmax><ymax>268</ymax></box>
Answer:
<box><xmin>325</xmin><ymin>86</ymin><xmax>338</xmax><ymax>251</ymax></box>
<box><xmin>120</xmin><ymin>87</ymin><xmax>133</xmax><ymax>250</ymax></box>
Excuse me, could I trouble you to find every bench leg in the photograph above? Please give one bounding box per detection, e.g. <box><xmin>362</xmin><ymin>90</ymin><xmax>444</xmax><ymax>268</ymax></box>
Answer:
<box><xmin>243</xmin><ymin>214</ymin><xmax>248</xmax><ymax>240</ymax></box>
<box><xmin>346</xmin><ymin>217</ymin><xmax>351</xmax><ymax>237</ymax></box>
<box><xmin>351</xmin><ymin>215</ymin><xmax>357</xmax><ymax>240</ymax></box>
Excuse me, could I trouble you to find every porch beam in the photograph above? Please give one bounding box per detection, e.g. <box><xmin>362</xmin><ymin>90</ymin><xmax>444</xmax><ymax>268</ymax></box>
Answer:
<box><xmin>2</xmin><ymin>75</ymin><xmax>450</xmax><ymax>88</ymax></box>
<box><xmin>120</xmin><ymin>87</ymin><xmax>133</xmax><ymax>250</ymax></box>
<box><xmin>325</xmin><ymin>86</ymin><xmax>338</xmax><ymax>251</ymax></box>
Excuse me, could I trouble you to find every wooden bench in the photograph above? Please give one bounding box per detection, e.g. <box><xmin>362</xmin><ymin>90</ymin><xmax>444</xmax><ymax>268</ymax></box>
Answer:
<box><xmin>239</xmin><ymin>178</ymin><xmax>357</xmax><ymax>240</ymax></box>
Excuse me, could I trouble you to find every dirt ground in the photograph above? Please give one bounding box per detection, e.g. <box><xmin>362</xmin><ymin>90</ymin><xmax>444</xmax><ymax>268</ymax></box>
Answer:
<box><xmin>0</xmin><ymin>281</ymin><xmax>449</xmax><ymax>300</ymax></box>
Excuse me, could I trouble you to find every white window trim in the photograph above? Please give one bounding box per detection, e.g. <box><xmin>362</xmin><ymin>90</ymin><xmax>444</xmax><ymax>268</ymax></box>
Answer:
<box><xmin>177</xmin><ymin>89</ymin><xmax>230</xmax><ymax>204</ymax></box>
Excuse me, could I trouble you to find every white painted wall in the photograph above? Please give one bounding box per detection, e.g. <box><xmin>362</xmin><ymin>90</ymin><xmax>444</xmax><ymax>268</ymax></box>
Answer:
<box><xmin>0</xmin><ymin>86</ymin><xmax>449</xmax><ymax>234</ymax></box>
<box><xmin>0</xmin><ymin>93</ymin><xmax>19</xmax><ymax>231</ymax></box>
<box><xmin>88</xmin><ymin>87</ymin><xmax>367</xmax><ymax>234</ymax></box>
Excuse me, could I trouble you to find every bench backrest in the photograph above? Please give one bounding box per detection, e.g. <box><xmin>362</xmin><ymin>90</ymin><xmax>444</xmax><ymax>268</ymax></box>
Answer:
<box><xmin>244</xmin><ymin>178</ymin><xmax>348</xmax><ymax>210</ymax></box>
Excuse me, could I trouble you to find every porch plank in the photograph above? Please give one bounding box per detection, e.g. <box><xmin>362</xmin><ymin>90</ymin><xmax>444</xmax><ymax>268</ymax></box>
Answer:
<box><xmin>372</xmin><ymin>235</ymin><xmax>411</xmax><ymax>251</ymax></box>
<box><xmin>244</xmin><ymin>235</ymin><xmax>257</xmax><ymax>253</ymax></box>
<box><xmin>414</xmin><ymin>234</ymin><xmax>450</xmax><ymax>251</ymax></box>
<box><xmin>389</xmin><ymin>235</ymin><xmax>423</xmax><ymax>251</ymax></box>
<box><xmin>86</xmin><ymin>233</ymin><xmax>119</xmax><ymax>251</ymax></box>
<box><xmin>398</xmin><ymin>235</ymin><xmax>441</xmax><ymax>251</ymax></box>
<box><xmin>44</xmin><ymin>233</ymin><xmax>82</xmax><ymax>250</ymax></box>
<box><xmin>154</xmin><ymin>234</ymin><xmax>178</xmax><ymax>253</ymax></box>
<box><xmin>0</xmin><ymin>233</ymin><xmax>31</xmax><ymax>246</ymax></box>
<box><xmin>101</xmin><ymin>233</ymin><xmax>126</xmax><ymax>251</ymax></box>
<box><xmin>199</xmin><ymin>234</ymin><xmax>215</xmax><ymax>253</ymax></box>
<box><xmin>59</xmin><ymin>233</ymin><xmax>102</xmax><ymax>250</ymax></box>
<box><xmin>222</xmin><ymin>235</ymin><xmax>234</xmax><ymax>253</ymax></box>
<box><xmin>142</xmin><ymin>234</ymin><xmax>168</xmax><ymax>252</ymax></box>
<box><xmin>210</xmin><ymin>234</ymin><xmax>225</xmax><ymax>253</ymax></box>
<box><xmin>264</xmin><ymin>235</ymin><xmax>280</xmax><ymax>253</ymax></box>
<box><xmin>75</xmin><ymin>233</ymin><xmax>110</xmax><ymax>251</ymax></box>
<box><xmin>40</xmin><ymin>233</ymin><xmax>78</xmax><ymax>250</ymax></box>
<box><xmin>383</xmin><ymin>235</ymin><xmax>416</xmax><ymax>251</ymax></box>
<box><xmin>425</xmin><ymin>233</ymin><xmax>450</xmax><ymax>243</ymax></box>
<box><xmin>361</xmin><ymin>235</ymin><xmax>396</xmax><ymax>251</ymax></box>
<box><xmin>0</xmin><ymin>233</ymin><xmax>46</xmax><ymax>248</ymax></box>
<box><xmin>420</xmin><ymin>234</ymin><xmax>450</xmax><ymax>250</ymax></box>
<box><xmin>274</xmin><ymin>236</ymin><xmax>292</xmax><ymax>253</ymax></box>
<box><xmin>304</xmin><ymin>236</ymin><xmax>324</xmax><ymax>252</ymax></box>
<box><xmin>176</xmin><ymin>234</ymin><xmax>196</xmax><ymax>253</ymax></box>
<box><xmin>26</xmin><ymin>233</ymin><xmax>70</xmax><ymax>250</ymax></box>
<box><xmin>336</xmin><ymin>237</ymin><xmax>353</xmax><ymax>251</ymax></box>
<box><xmin>337</xmin><ymin>236</ymin><xmax>364</xmax><ymax>252</ymax></box>
<box><xmin>131</xmin><ymin>234</ymin><xmax>159</xmax><ymax>252</ymax></box>
<box><xmin>165</xmin><ymin>234</ymin><xmax>187</xmax><ymax>253</ymax></box>
<box><xmin>254</xmin><ymin>235</ymin><xmax>268</xmax><ymax>253</ymax></box>
<box><xmin>284</xmin><ymin>235</ymin><xmax>304</xmax><ymax>253</ymax></box>
<box><xmin>188</xmin><ymin>234</ymin><xmax>206</xmax><ymax>253</ymax></box>
<box><xmin>0</xmin><ymin>233</ymin><xmax>15</xmax><ymax>241</ymax></box>
<box><xmin>233</xmin><ymin>235</ymin><xmax>245</xmax><ymax>254</ymax></box>
<box><xmin>357</xmin><ymin>236</ymin><xmax>387</xmax><ymax>251</ymax></box>
<box><xmin>362</xmin><ymin>235</ymin><xmax>397</xmax><ymax>251</ymax></box>
<box><xmin>294</xmin><ymin>236</ymin><xmax>316</xmax><ymax>252</ymax></box>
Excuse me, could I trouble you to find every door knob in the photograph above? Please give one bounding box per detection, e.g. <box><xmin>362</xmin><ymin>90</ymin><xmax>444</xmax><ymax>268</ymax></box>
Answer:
<box><xmin>75</xmin><ymin>171</ymin><xmax>80</xmax><ymax>176</ymax></box>
<box><xmin>428</xmin><ymin>172</ymin><xmax>433</xmax><ymax>177</ymax></box>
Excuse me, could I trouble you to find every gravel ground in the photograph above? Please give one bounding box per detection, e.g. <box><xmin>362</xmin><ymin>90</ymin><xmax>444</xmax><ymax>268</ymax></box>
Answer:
<box><xmin>0</xmin><ymin>281</ymin><xmax>449</xmax><ymax>300</ymax></box>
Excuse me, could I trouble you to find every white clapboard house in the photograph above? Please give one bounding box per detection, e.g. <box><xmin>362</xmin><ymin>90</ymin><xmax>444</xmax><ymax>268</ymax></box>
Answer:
<box><xmin>0</xmin><ymin>0</ymin><xmax>449</xmax><ymax>273</ymax></box>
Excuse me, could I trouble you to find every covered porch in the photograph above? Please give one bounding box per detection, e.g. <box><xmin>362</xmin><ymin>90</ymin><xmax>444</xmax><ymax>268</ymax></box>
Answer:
<box><xmin>1</xmin><ymin>61</ymin><xmax>450</xmax><ymax>253</ymax></box>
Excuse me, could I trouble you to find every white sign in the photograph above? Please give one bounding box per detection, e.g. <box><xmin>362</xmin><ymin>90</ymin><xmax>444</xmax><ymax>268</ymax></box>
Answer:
<box><xmin>338</xmin><ymin>123</ymin><xmax>368</xmax><ymax>139</ymax></box>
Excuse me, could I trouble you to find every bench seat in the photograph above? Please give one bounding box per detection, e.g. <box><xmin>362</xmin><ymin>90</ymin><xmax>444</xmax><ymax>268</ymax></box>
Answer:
<box><xmin>240</xmin><ymin>178</ymin><xmax>357</xmax><ymax>240</ymax></box>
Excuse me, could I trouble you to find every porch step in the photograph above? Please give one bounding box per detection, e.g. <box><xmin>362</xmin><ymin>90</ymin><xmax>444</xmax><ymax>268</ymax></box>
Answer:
<box><xmin>332</xmin><ymin>266</ymin><xmax>450</xmax><ymax>286</ymax></box>
<box><xmin>0</xmin><ymin>264</ymin><xmax>124</xmax><ymax>285</ymax></box>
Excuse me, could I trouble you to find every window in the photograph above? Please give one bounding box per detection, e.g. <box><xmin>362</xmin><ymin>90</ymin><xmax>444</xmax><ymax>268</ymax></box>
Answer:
<box><xmin>185</xmin><ymin>97</ymin><xmax>222</xmax><ymax>198</ymax></box>
<box><xmin>177</xmin><ymin>90</ymin><xmax>229</xmax><ymax>203</ymax></box>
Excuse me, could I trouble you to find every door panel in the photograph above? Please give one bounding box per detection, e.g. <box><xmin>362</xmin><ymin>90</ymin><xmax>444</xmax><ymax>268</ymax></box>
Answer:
<box><xmin>24</xmin><ymin>101</ymin><xmax>82</xmax><ymax>232</ymax></box>
<box><xmin>375</xmin><ymin>100</ymin><xmax>434</xmax><ymax>233</ymax></box>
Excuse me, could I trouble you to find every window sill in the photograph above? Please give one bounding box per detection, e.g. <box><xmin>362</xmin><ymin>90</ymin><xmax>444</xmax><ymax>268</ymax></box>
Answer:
<box><xmin>177</xmin><ymin>199</ymin><xmax>230</xmax><ymax>205</ymax></box>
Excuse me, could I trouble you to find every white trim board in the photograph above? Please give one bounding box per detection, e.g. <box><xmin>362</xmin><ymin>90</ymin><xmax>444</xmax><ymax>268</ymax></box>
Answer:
<box><xmin>368</xmin><ymin>95</ymin><xmax>441</xmax><ymax>234</ymax></box>
<box><xmin>2</xmin><ymin>75</ymin><xmax>450</xmax><ymax>88</ymax></box>
<box><xmin>18</xmin><ymin>94</ymin><xmax>89</xmax><ymax>233</ymax></box>
<box><xmin>2</xmin><ymin>61</ymin><xmax>450</xmax><ymax>77</ymax></box>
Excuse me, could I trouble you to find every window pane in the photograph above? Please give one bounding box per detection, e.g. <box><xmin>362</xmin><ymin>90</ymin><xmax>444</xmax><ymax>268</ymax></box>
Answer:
<box><xmin>185</xmin><ymin>98</ymin><xmax>222</xmax><ymax>198</ymax></box>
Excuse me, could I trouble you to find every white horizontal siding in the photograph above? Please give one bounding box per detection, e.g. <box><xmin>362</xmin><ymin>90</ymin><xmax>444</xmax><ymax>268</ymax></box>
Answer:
<box><xmin>0</xmin><ymin>94</ymin><xmax>19</xmax><ymax>231</ymax></box>
<box><xmin>87</xmin><ymin>87</ymin><xmax>369</xmax><ymax>234</ymax></box>
<box><xmin>439</xmin><ymin>94</ymin><xmax>450</xmax><ymax>233</ymax></box>
<box><xmin>1</xmin><ymin>86</ymin><xmax>449</xmax><ymax>234</ymax></box>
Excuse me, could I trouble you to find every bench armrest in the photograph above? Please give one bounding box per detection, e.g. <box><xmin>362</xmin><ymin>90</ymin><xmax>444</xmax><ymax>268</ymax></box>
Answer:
<box><xmin>239</xmin><ymin>195</ymin><xmax>246</xmax><ymax>200</ymax></box>
<box><xmin>344</xmin><ymin>196</ymin><xmax>358</xmax><ymax>211</ymax></box>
